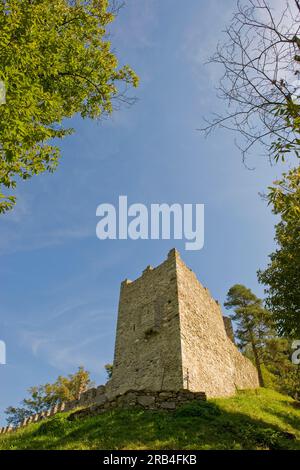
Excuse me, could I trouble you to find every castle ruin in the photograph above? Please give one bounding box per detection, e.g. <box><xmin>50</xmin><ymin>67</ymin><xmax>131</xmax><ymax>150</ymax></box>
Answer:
<box><xmin>107</xmin><ymin>248</ymin><xmax>259</xmax><ymax>398</ymax></box>
<box><xmin>0</xmin><ymin>249</ymin><xmax>260</xmax><ymax>434</ymax></box>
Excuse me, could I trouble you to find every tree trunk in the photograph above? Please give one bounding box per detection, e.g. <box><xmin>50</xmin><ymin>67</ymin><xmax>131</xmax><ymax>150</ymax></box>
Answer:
<box><xmin>250</xmin><ymin>332</ymin><xmax>264</xmax><ymax>387</ymax></box>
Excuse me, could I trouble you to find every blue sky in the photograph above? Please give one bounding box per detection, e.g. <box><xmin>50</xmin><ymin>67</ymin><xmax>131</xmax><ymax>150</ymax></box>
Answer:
<box><xmin>0</xmin><ymin>0</ymin><xmax>293</xmax><ymax>424</ymax></box>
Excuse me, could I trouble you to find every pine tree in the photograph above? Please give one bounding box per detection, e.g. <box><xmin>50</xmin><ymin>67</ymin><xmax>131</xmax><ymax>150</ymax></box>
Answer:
<box><xmin>224</xmin><ymin>284</ymin><xmax>271</xmax><ymax>387</ymax></box>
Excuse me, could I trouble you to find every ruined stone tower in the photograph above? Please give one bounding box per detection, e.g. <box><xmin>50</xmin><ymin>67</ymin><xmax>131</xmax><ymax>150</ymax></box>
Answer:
<box><xmin>107</xmin><ymin>249</ymin><xmax>259</xmax><ymax>399</ymax></box>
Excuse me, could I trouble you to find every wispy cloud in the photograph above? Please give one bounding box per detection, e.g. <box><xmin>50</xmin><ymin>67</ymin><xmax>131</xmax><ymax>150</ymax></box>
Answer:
<box><xmin>0</xmin><ymin>176</ymin><xmax>96</xmax><ymax>256</ymax></box>
<box><xmin>19</xmin><ymin>303</ymin><xmax>114</xmax><ymax>375</ymax></box>
<box><xmin>21</xmin><ymin>330</ymin><xmax>108</xmax><ymax>374</ymax></box>
<box><xmin>0</xmin><ymin>225</ymin><xmax>93</xmax><ymax>256</ymax></box>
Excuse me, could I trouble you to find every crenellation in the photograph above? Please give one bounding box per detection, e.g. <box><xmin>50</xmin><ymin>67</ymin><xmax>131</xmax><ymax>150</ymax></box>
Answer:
<box><xmin>121</xmin><ymin>279</ymin><xmax>132</xmax><ymax>288</ymax></box>
<box><xmin>142</xmin><ymin>265</ymin><xmax>153</xmax><ymax>275</ymax></box>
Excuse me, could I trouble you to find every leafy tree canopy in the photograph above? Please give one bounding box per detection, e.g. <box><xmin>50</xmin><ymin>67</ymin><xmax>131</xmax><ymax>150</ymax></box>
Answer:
<box><xmin>104</xmin><ymin>363</ymin><xmax>113</xmax><ymax>380</ymax></box>
<box><xmin>0</xmin><ymin>0</ymin><xmax>138</xmax><ymax>213</ymax></box>
<box><xmin>258</xmin><ymin>167</ymin><xmax>300</xmax><ymax>338</ymax></box>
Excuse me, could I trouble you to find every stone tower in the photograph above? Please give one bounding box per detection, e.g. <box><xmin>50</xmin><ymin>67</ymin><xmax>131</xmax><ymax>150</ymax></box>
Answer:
<box><xmin>107</xmin><ymin>249</ymin><xmax>259</xmax><ymax>398</ymax></box>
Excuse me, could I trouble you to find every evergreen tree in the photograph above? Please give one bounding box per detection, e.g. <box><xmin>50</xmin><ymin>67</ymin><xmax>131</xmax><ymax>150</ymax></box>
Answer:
<box><xmin>258</xmin><ymin>168</ymin><xmax>300</xmax><ymax>338</ymax></box>
<box><xmin>224</xmin><ymin>284</ymin><xmax>271</xmax><ymax>387</ymax></box>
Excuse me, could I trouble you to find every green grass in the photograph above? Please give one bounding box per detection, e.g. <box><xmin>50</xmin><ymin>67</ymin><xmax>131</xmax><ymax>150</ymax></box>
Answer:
<box><xmin>0</xmin><ymin>389</ymin><xmax>300</xmax><ymax>450</ymax></box>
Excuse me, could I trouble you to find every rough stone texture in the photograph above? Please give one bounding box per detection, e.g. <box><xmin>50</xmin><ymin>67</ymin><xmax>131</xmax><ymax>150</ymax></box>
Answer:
<box><xmin>176</xmin><ymin>250</ymin><xmax>259</xmax><ymax>397</ymax></box>
<box><xmin>68</xmin><ymin>389</ymin><xmax>207</xmax><ymax>421</ymax></box>
<box><xmin>137</xmin><ymin>395</ymin><xmax>156</xmax><ymax>407</ymax></box>
<box><xmin>106</xmin><ymin>251</ymin><xmax>184</xmax><ymax>398</ymax></box>
<box><xmin>160</xmin><ymin>401</ymin><xmax>176</xmax><ymax>410</ymax></box>
<box><xmin>107</xmin><ymin>249</ymin><xmax>259</xmax><ymax>399</ymax></box>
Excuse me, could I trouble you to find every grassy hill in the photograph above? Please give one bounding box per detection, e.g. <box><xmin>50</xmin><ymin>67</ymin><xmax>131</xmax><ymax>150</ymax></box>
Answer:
<box><xmin>0</xmin><ymin>389</ymin><xmax>300</xmax><ymax>450</ymax></box>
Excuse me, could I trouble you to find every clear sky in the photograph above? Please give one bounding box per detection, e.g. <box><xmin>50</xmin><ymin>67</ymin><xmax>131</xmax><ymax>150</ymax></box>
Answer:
<box><xmin>0</xmin><ymin>0</ymin><xmax>293</xmax><ymax>424</ymax></box>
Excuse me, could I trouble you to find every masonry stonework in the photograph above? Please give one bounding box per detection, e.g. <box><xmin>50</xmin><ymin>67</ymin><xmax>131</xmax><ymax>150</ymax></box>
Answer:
<box><xmin>107</xmin><ymin>249</ymin><xmax>259</xmax><ymax>399</ymax></box>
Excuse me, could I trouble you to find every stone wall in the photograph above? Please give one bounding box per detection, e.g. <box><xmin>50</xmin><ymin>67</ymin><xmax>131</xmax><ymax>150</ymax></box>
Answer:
<box><xmin>175</xmin><ymin>249</ymin><xmax>259</xmax><ymax>397</ymax></box>
<box><xmin>176</xmin><ymin>253</ymin><xmax>259</xmax><ymax>397</ymax></box>
<box><xmin>0</xmin><ymin>388</ymin><xmax>206</xmax><ymax>435</ymax></box>
<box><xmin>68</xmin><ymin>389</ymin><xmax>207</xmax><ymax>420</ymax></box>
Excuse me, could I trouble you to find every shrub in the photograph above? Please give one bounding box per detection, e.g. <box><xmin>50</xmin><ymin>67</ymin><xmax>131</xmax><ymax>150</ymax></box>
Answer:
<box><xmin>174</xmin><ymin>400</ymin><xmax>221</xmax><ymax>419</ymax></box>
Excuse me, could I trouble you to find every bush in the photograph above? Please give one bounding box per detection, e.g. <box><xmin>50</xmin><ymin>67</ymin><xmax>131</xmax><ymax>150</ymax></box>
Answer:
<box><xmin>35</xmin><ymin>414</ymin><xmax>71</xmax><ymax>436</ymax></box>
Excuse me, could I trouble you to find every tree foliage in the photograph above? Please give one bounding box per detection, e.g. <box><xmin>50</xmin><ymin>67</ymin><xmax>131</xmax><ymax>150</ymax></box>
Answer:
<box><xmin>258</xmin><ymin>167</ymin><xmax>300</xmax><ymax>338</ymax></box>
<box><xmin>262</xmin><ymin>337</ymin><xmax>300</xmax><ymax>399</ymax></box>
<box><xmin>5</xmin><ymin>366</ymin><xmax>92</xmax><ymax>426</ymax></box>
<box><xmin>104</xmin><ymin>363</ymin><xmax>113</xmax><ymax>380</ymax></box>
<box><xmin>0</xmin><ymin>0</ymin><xmax>138</xmax><ymax>213</ymax></box>
<box><xmin>202</xmin><ymin>0</ymin><xmax>300</xmax><ymax>163</ymax></box>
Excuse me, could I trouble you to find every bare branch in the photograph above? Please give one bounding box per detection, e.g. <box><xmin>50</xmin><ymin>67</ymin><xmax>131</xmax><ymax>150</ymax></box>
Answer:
<box><xmin>202</xmin><ymin>0</ymin><xmax>300</xmax><ymax>162</ymax></box>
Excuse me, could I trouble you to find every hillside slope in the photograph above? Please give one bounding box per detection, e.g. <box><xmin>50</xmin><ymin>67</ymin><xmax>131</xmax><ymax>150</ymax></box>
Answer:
<box><xmin>0</xmin><ymin>389</ymin><xmax>300</xmax><ymax>450</ymax></box>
